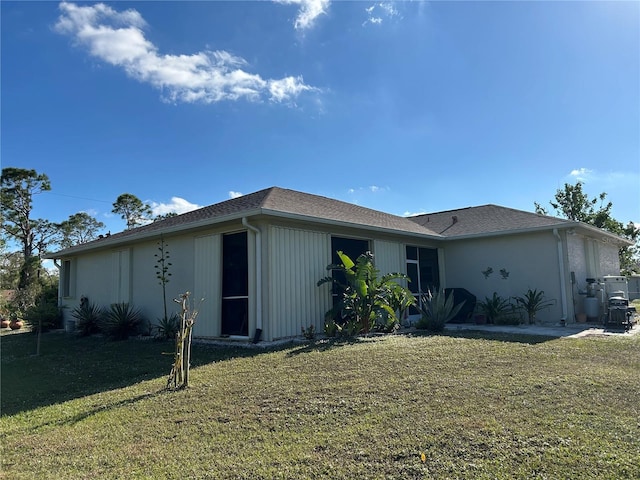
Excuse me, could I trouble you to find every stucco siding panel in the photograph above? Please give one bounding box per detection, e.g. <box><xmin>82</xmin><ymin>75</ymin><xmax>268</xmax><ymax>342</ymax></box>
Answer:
<box><xmin>444</xmin><ymin>232</ymin><xmax>563</xmax><ymax>323</ymax></box>
<box><xmin>598</xmin><ymin>243</ymin><xmax>621</xmax><ymax>277</ymax></box>
<box><xmin>269</xmin><ymin>226</ymin><xmax>330</xmax><ymax>339</ymax></box>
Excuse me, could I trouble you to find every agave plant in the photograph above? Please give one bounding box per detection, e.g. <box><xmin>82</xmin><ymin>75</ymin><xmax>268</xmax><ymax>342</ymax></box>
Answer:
<box><xmin>415</xmin><ymin>288</ymin><xmax>465</xmax><ymax>333</ymax></box>
<box><xmin>102</xmin><ymin>302</ymin><xmax>144</xmax><ymax>340</ymax></box>
<box><xmin>514</xmin><ymin>289</ymin><xmax>555</xmax><ymax>324</ymax></box>
<box><xmin>71</xmin><ymin>301</ymin><xmax>104</xmax><ymax>336</ymax></box>
<box><xmin>154</xmin><ymin>313</ymin><xmax>180</xmax><ymax>341</ymax></box>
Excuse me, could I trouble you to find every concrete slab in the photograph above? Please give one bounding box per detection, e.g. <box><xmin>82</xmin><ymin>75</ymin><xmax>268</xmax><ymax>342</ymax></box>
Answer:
<box><xmin>444</xmin><ymin>321</ymin><xmax>640</xmax><ymax>339</ymax></box>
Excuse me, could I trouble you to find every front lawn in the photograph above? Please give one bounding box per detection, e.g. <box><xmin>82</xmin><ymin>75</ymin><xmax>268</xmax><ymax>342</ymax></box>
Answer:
<box><xmin>1</xmin><ymin>330</ymin><xmax>639</xmax><ymax>479</ymax></box>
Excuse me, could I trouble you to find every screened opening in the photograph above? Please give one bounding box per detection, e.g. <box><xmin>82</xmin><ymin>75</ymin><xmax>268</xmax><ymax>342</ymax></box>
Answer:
<box><xmin>330</xmin><ymin>236</ymin><xmax>369</xmax><ymax>316</ymax></box>
<box><xmin>221</xmin><ymin>232</ymin><xmax>249</xmax><ymax>336</ymax></box>
<box><xmin>406</xmin><ymin>246</ymin><xmax>440</xmax><ymax>316</ymax></box>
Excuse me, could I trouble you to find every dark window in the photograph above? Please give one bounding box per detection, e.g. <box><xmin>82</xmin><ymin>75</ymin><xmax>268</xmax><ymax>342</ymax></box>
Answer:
<box><xmin>62</xmin><ymin>260</ymin><xmax>71</xmax><ymax>297</ymax></box>
<box><xmin>330</xmin><ymin>236</ymin><xmax>369</xmax><ymax>314</ymax></box>
<box><xmin>221</xmin><ymin>232</ymin><xmax>249</xmax><ymax>336</ymax></box>
<box><xmin>406</xmin><ymin>247</ymin><xmax>440</xmax><ymax>315</ymax></box>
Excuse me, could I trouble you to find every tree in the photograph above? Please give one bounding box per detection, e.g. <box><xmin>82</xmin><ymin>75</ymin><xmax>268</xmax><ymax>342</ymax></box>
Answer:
<box><xmin>0</xmin><ymin>251</ymin><xmax>23</xmax><ymax>289</ymax></box>
<box><xmin>1</xmin><ymin>167</ymin><xmax>52</xmax><ymax>289</ymax></box>
<box><xmin>112</xmin><ymin>193</ymin><xmax>152</xmax><ymax>229</ymax></box>
<box><xmin>58</xmin><ymin>212</ymin><xmax>105</xmax><ymax>248</ymax></box>
<box><xmin>535</xmin><ymin>182</ymin><xmax>640</xmax><ymax>273</ymax></box>
<box><xmin>154</xmin><ymin>212</ymin><xmax>178</xmax><ymax>222</ymax></box>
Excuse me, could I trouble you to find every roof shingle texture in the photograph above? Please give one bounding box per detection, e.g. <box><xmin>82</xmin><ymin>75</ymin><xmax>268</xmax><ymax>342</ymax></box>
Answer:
<box><xmin>53</xmin><ymin>187</ymin><xmax>441</xmax><ymax>255</ymax></box>
<box><xmin>409</xmin><ymin>204</ymin><xmax>570</xmax><ymax>237</ymax></box>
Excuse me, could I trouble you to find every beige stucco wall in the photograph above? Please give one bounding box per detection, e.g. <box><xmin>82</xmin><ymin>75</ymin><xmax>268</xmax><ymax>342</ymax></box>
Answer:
<box><xmin>60</xmin><ymin>230</ymin><xmax>210</xmax><ymax>329</ymax></box>
<box><xmin>442</xmin><ymin>231</ymin><xmax>565</xmax><ymax>323</ymax></box>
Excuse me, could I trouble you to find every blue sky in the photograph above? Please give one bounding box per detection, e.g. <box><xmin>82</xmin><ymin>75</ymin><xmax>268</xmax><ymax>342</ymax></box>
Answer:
<box><xmin>2</xmin><ymin>0</ymin><xmax>639</xmax><ymax>238</ymax></box>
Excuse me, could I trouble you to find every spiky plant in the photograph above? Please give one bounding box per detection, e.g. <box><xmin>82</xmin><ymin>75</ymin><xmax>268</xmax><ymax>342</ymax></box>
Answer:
<box><xmin>71</xmin><ymin>301</ymin><xmax>104</xmax><ymax>336</ymax></box>
<box><xmin>514</xmin><ymin>289</ymin><xmax>555</xmax><ymax>324</ymax></box>
<box><xmin>102</xmin><ymin>302</ymin><xmax>144</xmax><ymax>340</ymax></box>
<box><xmin>416</xmin><ymin>288</ymin><xmax>465</xmax><ymax>332</ymax></box>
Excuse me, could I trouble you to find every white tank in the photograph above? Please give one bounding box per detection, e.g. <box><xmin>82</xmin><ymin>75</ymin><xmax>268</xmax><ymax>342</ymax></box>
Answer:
<box><xmin>584</xmin><ymin>297</ymin><xmax>599</xmax><ymax>321</ymax></box>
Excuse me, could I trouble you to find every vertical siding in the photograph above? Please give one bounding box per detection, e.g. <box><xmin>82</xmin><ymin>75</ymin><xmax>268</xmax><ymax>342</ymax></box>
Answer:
<box><xmin>373</xmin><ymin>239</ymin><xmax>404</xmax><ymax>275</ymax></box>
<box><xmin>268</xmin><ymin>226</ymin><xmax>330</xmax><ymax>339</ymax></box>
<box><xmin>193</xmin><ymin>234</ymin><xmax>221</xmax><ymax>337</ymax></box>
<box><xmin>111</xmin><ymin>249</ymin><xmax>131</xmax><ymax>304</ymax></box>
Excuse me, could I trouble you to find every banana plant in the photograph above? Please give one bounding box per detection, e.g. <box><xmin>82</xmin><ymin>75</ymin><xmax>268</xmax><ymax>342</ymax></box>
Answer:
<box><xmin>318</xmin><ymin>251</ymin><xmax>413</xmax><ymax>334</ymax></box>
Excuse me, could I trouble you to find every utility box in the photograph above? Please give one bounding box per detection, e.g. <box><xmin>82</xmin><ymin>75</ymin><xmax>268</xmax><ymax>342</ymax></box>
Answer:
<box><xmin>602</xmin><ymin>276</ymin><xmax>629</xmax><ymax>299</ymax></box>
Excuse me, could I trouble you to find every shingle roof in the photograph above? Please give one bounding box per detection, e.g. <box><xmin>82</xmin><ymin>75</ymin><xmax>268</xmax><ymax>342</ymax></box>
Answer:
<box><xmin>409</xmin><ymin>204</ymin><xmax>571</xmax><ymax>237</ymax></box>
<box><xmin>260</xmin><ymin>188</ymin><xmax>437</xmax><ymax>235</ymax></box>
<box><xmin>47</xmin><ymin>187</ymin><xmax>441</xmax><ymax>257</ymax></box>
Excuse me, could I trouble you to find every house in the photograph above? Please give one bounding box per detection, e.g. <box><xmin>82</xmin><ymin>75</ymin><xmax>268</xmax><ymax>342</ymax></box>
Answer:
<box><xmin>45</xmin><ymin>187</ymin><xmax>632</xmax><ymax>341</ymax></box>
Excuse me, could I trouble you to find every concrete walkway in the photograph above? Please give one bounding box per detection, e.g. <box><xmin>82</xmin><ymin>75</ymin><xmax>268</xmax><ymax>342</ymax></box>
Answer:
<box><xmin>444</xmin><ymin>321</ymin><xmax>640</xmax><ymax>339</ymax></box>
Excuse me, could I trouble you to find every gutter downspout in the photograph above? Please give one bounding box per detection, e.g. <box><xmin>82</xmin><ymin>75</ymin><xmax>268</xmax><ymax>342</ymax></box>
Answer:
<box><xmin>553</xmin><ymin>229</ymin><xmax>568</xmax><ymax>324</ymax></box>
<box><xmin>242</xmin><ymin>217</ymin><xmax>263</xmax><ymax>340</ymax></box>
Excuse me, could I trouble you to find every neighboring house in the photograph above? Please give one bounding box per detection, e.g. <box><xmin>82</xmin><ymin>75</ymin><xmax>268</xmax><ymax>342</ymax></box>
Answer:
<box><xmin>45</xmin><ymin>187</ymin><xmax>632</xmax><ymax>341</ymax></box>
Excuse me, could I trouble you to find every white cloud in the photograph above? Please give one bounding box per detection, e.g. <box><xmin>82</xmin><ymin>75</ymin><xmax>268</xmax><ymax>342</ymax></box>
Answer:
<box><xmin>403</xmin><ymin>210</ymin><xmax>428</xmax><ymax>218</ymax></box>
<box><xmin>347</xmin><ymin>185</ymin><xmax>388</xmax><ymax>195</ymax></box>
<box><xmin>274</xmin><ymin>0</ymin><xmax>330</xmax><ymax>31</ymax></box>
<box><xmin>229</xmin><ymin>191</ymin><xmax>244</xmax><ymax>199</ymax></box>
<box><xmin>55</xmin><ymin>2</ymin><xmax>318</xmax><ymax>105</ymax></box>
<box><xmin>569</xmin><ymin>168</ymin><xmax>594</xmax><ymax>182</ymax></box>
<box><xmin>363</xmin><ymin>2</ymin><xmax>400</xmax><ymax>27</ymax></box>
<box><xmin>150</xmin><ymin>197</ymin><xmax>202</xmax><ymax>216</ymax></box>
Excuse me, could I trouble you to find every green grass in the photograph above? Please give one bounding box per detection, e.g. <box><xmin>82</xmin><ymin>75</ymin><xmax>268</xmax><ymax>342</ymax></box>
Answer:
<box><xmin>1</xmin><ymin>330</ymin><xmax>639</xmax><ymax>479</ymax></box>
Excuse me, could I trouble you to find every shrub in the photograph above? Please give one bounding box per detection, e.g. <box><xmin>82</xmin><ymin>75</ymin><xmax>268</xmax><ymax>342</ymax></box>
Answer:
<box><xmin>513</xmin><ymin>289</ymin><xmax>555</xmax><ymax>324</ymax></box>
<box><xmin>102</xmin><ymin>302</ymin><xmax>144</xmax><ymax>340</ymax></box>
<box><xmin>324</xmin><ymin>320</ymin><xmax>337</xmax><ymax>337</ymax></box>
<box><xmin>415</xmin><ymin>288</ymin><xmax>465</xmax><ymax>333</ymax></box>
<box><xmin>72</xmin><ymin>302</ymin><xmax>104</xmax><ymax>336</ymax></box>
<box><xmin>301</xmin><ymin>324</ymin><xmax>316</xmax><ymax>340</ymax></box>
<box><xmin>23</xmin><ymin>302</ymin><xmax>63</xmax><ymax>331</ymax></box>
<box><xmin>154</xmin><ymin>313</ymin><xmax>180</xmax><ymax>341</ymax></box>
<box><xmin>477</xmin><ymin>292</ymin><xmax>512</xmax><ymax>324</ymax></box>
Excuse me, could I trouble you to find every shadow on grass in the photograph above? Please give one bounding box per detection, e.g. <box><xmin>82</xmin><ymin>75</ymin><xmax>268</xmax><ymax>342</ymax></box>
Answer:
<box><xmin>431</xmin><ymin>328</ymin><xmax>555</xmax><ymax>345</ymax></box>
<box><xmin>0</xmin><ymin>331</ymin><xmax>282</xmax><ymax>417</ymax></box>
<box><xmin>285</xmin><ymin>336</ymin><xmax>364</xmax><ymax>357</ymax></box>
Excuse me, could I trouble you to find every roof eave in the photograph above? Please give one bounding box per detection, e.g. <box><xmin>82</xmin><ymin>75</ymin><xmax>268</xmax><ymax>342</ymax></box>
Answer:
<box><xmin>260</xmin><ymin>208</ymin><xmax>444</xmax><ymax>240</ymax></box>
<box><xmin>442</xmin><ymin>222</ymin><xmax>633</xmax><ymax>246</ymax></box>
<box><xmin>44</xmin><ymin>208</ymin><xmax>263</xmax><ymax>259</ymax></box>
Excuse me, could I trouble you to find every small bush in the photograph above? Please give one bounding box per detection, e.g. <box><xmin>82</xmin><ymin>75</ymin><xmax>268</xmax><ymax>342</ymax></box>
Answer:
<box><xmin>301</xmin><ymin>324</ymin><xmax>316</xmax><ymax>340</ymax></box>
<box><xmin>477</xmin><ymin>292</ymin><xmax>512</xmax><ymax>324</ymax></box>
<box><xmin>154</xmin><ymin>313</ymin><xmax>180</xmax><ymax>341</ymax></box>
<box><xmin>324</xmin><ymin>320</ymin><xmax>337</xmax><ymax>337</ymax></box>
<box><xmin>102</xmin><ymin>303</ymin><xmax>144</xmax><ymax>340</ymax></box>
<box><xmin>23</xmin><ymin>302</ymin><xmax>63</xmax><ymax>331</ymax></box>
<box><xmin>72</xmin><ymin>302</ymin><xmax>104</xmax><ymax>336</ymax></box>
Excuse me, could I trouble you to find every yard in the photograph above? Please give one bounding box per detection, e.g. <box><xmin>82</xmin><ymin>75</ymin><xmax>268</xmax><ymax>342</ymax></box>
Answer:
<box><xmin>1</xmin><ymin>329</ymin><xmax>639</xmax><ymax>479</ymax></box>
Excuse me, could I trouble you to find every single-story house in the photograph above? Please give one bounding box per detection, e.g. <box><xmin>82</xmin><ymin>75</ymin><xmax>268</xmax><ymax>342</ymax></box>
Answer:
<box><xmin>45</xmin><ymin>186</ymin><xmax>632</xmax><ymax>341</ymax></box>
